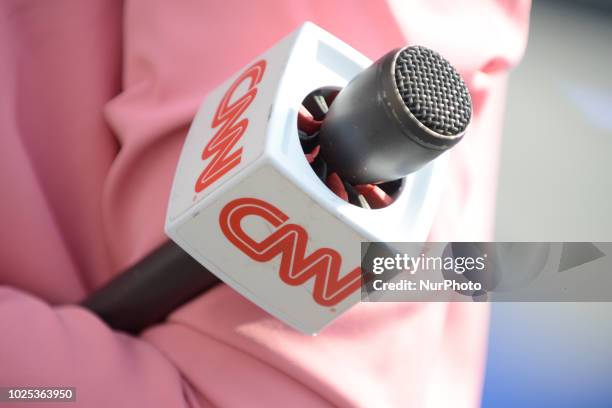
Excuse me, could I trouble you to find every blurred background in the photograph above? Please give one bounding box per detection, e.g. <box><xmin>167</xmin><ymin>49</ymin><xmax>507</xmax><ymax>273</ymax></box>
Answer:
<box><xmin>485</xmin><ymin>0</ymin><xmax>612</xmax><ymax>406</ymax></box>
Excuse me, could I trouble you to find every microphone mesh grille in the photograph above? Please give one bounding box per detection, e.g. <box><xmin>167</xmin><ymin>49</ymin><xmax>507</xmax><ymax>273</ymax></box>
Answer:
<box><xmin>394</xmin><ymin>46</ymin><xmax>472</xmax><ymax>136</ymax></box>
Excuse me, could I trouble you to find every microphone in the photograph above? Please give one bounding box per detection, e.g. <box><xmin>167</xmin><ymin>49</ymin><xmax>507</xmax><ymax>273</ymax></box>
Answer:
<box><xmin>83</xmin><ymin>22</ymin><xmax>472</xmax><ymax>334</ymax></box>
<box><xmin>319</xmin><ymin>46</ymin><xmax>471</xmax><ymax>185</ymax></box>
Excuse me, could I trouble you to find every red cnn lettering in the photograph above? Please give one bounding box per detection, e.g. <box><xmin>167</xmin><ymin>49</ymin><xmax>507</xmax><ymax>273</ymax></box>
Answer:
<box><xmin>195</xmin><ymin>60</ymin><xmax>267</xmax><ymax>193</ymax></box>
<box><xmin>219</xmin><ymin>197</ymin><xmax>362</xmax><ymax>307</ymax></box>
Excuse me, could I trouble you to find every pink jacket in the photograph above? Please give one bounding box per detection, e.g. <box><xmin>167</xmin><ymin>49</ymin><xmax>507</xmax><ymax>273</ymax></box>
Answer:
<box><xmin>0</xmin><ymin>1</ymin><xmax>530</xmax><ymax>406</ymax></box>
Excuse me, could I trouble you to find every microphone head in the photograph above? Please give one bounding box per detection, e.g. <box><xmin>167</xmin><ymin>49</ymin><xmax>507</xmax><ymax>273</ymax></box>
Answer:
<box><xmin>394</xmin><ymin>46</ymin><xmax>471</xmax><ymax>139</ymax></box>
<box><xmin>319</xmin><ymin>45</ymin><xmax>473</xmax><ymax>185</ymax></box>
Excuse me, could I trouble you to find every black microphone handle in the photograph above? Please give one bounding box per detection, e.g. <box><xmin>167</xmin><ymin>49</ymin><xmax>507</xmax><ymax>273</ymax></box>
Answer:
<box><xmin>81</xmin><ymin>241</ymin><xmax>220</xmax><ymax>334</ymax></box>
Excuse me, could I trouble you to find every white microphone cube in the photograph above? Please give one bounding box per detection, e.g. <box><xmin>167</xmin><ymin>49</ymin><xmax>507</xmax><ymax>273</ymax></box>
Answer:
<box><xmin>165</xmin><ymin>22</ymin><xmax>447</xmax><ymax>334</ymax></box>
